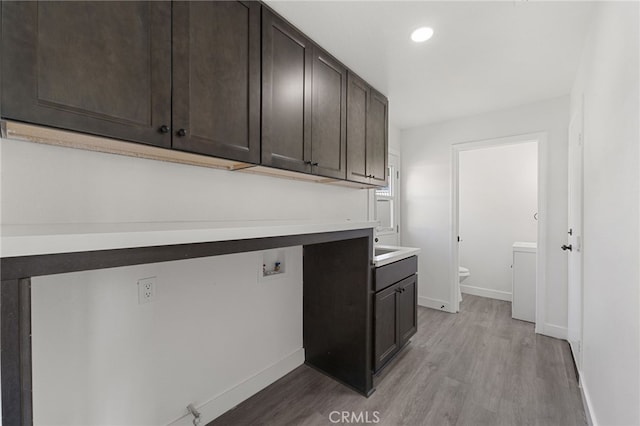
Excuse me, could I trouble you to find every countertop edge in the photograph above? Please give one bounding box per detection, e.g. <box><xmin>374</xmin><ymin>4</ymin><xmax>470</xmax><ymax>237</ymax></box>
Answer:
<box><xmin>373</xmin><ymin>246</ymin><xmax>421</xmax><ymax>267</ymax></box>
<box><xmin>1</xmin><ymin>220</ymin><xmax>377</xmax><ymax>258</ymax></box>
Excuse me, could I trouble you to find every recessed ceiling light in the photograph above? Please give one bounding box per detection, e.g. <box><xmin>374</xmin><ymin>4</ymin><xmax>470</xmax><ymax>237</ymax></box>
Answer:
<box><xmin>411</xmin><ymin>27</ymin><xmax>434</xmax><ymax>43</ymax></box>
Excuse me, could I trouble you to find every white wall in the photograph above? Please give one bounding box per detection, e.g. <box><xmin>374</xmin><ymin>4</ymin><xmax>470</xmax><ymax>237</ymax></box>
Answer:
<box><xmin>0</xmin><ymin>138</ymin><xmax>369</xmax><ymax>424</ymax></box>
<box><xmin>569</xmin><ymin>2</ymin><xmax>639</xmax><ymax>425</ymax></box>
<box><xmin>459</xmin><ymin>142</ymin><xmax>538</xmax><ymax>301</ymax></box>
<box><xmin>401</xmin><ymin>96</ymin><xmax>569</xmax><ymax>335</ymax></box>
<box><xmin>32</xmin><ymin>248</ymin><xmax>303</xmax><ymax>425</ymax></box>
<box><xmin>0</xmin><ymin>138</ymin><xmax>368</xmax><ymax>225</ymax></box>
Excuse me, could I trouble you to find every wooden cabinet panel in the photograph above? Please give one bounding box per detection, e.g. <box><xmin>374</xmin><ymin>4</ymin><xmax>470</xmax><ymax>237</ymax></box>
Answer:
<box><xmin>374</xmin><ymin>284</ymin><xmax>399</xmax><ymax>372</ymax></box>
<box><xmin>346</xmin><ymin>72</ymin><xmax>388</xmax><ymax>186</ymax></box>
<box><xmin>374</xmin><ymin>268</ymin><xmax>417</xmax><ymax>373</ymax></box>
<box><xmin>346</xmin><ymin>73</ymin><xmax>369</xmax><ymax>182</ymax></box>
<box><xmin>375</xmin><ymin>256</ymin><xmax>418</xmax><ymax>292</ymax></box>
<box><xmin>303</xmin><ymin>236</ymin><xmax>374</xmax><ymax>396</ymax></box>
<box><xmin>261</xmin><ymin>8</ymin><xmax>312</xmax><ymax>173</ymax></box>
<box><xmin>1</xmin><ymin>1</ymin><xmax>171</xmax><ymax>148</ymax></box>
<box><xmin>311</xmin><ymin>48</ymin><xmax>347</xmax><ymax>179</ymax></box>
<box><xmin>398</xmin><ymin>275</ymin><xmax>418</xmax><ymax>345</ymax></box>
<box><xmin>367</xmin><ymin>89</ymin><xmax>389</xmax><ymax>185</ymax></box>
<box><xmin>172</xmin><ymin>1</ymin><xmax>260</xmax><ymax>163</ymax></box>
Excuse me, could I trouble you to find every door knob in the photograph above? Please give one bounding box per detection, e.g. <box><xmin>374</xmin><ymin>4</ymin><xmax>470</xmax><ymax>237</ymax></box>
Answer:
<box><xmin>561</xmin><ymin>244</ymin><xmax>573</xmax><ymax>251</ymax></box>
<box><xmin>158</xmin><ymin>125</ymin><xmax>169</xmax><ymax>134</ymax></box>
<box><xmin>176</xmin><ymin>128</ymin><xmax>187</xmax><ymax>137</ymax></box>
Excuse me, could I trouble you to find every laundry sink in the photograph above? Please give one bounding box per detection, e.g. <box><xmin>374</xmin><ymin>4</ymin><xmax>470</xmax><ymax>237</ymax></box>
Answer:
<box><xmin>374</xmin><ymin>247</ymin><xmax>400</xmax><ymax>256</ymax></box>
<box><xmin>373</xmin><ymin>245</ymin><xmax>421</xmax><ymax>267</ymax></box>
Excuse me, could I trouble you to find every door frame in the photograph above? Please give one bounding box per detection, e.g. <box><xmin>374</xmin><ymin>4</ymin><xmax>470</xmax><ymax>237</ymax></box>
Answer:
<box><xmin>567</xmin><ymin>103</ymin><xmax>584</xmax><ymax>371</ymax></box>
<box><xmin>450</xmin><ymin>132</ymin><xmax>548</xmax><ymax>335</ymax></box>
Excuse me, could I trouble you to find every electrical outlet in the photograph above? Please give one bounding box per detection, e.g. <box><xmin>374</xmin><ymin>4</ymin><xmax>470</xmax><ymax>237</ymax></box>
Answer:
<box><xmin>138</xmin><ymin>277</ymin><xmax>156</xmax><ymax>304</ymax></box>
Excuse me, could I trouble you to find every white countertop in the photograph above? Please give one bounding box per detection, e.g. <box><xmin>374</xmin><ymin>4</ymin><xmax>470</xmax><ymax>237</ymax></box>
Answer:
<box><xmin>0</xmin><ymin>220</ymin><xmax>377</xmax><ymax>258</ymax></box>
<box><xmin>373</xmin><ymin>245</ymin><xmax>421</xmax><ymax>267</ymax></box>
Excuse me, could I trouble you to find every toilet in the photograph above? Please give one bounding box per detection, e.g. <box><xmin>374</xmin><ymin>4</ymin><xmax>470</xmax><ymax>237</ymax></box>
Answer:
<box><xmin>458</xmin><ymin>266</ymin><xmax>470</xmax><ymax>302</ymax></box>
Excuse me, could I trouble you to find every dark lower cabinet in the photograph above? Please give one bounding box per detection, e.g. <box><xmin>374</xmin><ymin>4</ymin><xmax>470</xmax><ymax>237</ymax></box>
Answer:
<box><xmin>374</xmin><ymin>258</ymin><xmax>417</xmax><ymax>373</ymax></box>
<box><xmin>346</xmin><ymin>72</ymin><xmax>388</xmax><ymax>186</ymax></box>
<box><xmin>374</xmin><ymin>283</ymin><xmax>400</xmax><ymax>371</ymax></box>
<box><xmin>1</xmin><ymin>1</ymin><xmax>172</xmax><ymax>148</ymax></box>
<box><xmin>397</xmin><ymin>275</ymin><xmax>418</xmax><ymax>344</ymax></box>
<box><xmin>172</xmin><ymin>1</ymin><xmax>261</xmax><ymax>163</ymax></box>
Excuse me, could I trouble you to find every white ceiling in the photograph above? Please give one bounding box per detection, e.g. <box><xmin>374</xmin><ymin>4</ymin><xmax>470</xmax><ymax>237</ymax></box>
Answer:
<box><xmin>266</xmin><ymin>1</ymin><xmax>595</xmax><ymax>130</ymax></box>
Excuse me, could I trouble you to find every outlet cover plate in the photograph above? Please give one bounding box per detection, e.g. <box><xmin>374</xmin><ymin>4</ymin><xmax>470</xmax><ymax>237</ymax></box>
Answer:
<box><xmin>138</xmin><ymin>277</ymin><xmax>156</xmax><ymax>304</ymax></box>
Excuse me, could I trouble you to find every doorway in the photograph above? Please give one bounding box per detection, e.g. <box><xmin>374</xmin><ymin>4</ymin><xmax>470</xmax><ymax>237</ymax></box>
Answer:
<box><xmin>451</xmin><ymin>133</ymin><xmax>548</xmax><ymax>333</ymax></box>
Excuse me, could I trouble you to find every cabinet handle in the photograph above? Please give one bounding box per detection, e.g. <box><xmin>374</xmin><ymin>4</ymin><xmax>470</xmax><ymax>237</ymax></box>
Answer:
<box><xmin>158</xmin><ymin>125</ymin><xmax>169</xmax><ymax>134</ymax></box>
<box><xmin>312</xmin><ymin>162</ymin><xmax>319</xmax><ymax>166</ymax></box>
<box><xmin>304</xmin><ymin>161</ymin><xmax>312</xmax><ymax>165</ymax></box>
<box><xmin>176</xmin><ymin>128</ymin><xmax>187</xmax><ymax>137</ymax></box>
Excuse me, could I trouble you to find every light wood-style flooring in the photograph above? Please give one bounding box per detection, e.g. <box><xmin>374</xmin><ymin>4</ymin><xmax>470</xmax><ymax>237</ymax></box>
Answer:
<box><xmin>211</xmin><ymin>295</ymin><xmax>586</xmax><ymax>426</ymax></box>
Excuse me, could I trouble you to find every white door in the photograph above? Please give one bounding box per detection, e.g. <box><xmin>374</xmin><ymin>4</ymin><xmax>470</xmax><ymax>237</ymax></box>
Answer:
<box><xmin>375</xmin><ymin>151</ymin><xmax>400</xmax><ymax>246</ymax></box>
<box><xmin>567</xmin><ymin>107</ymin><xmax>584</xmax><ymax>371</ymax></box>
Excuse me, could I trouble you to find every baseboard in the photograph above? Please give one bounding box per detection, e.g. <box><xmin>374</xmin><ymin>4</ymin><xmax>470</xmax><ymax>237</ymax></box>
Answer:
<box><xmin>167</xmin><ymin>348</ymin><xmax>305</xmax><ymax>426</ymax></box>
<box><xmin>460</xmin><ymin>284</ymin><xmax>512</xmax><ymax>302</ymax></box>
<box><xmin>539</xmin><ymin>323</ymin><xmax>568</xmax><ymax>340</ymax></box>
<box><xmin>418</xmin><ymin>296</ymin><xmax>452</xmax><ymax>313</ymax></box>
<box><xmin>580</xmin><ymin>375</ymin><xmax>597</xmax><ymax>426</ymax></box>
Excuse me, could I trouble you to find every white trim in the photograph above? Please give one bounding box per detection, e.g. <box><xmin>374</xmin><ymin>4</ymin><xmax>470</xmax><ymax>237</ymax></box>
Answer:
<box><xmin>580</xmin><ymin>376</ymin><xmax>598</xmax><ymax>426</ymax></box>
<box><xmin>540</xmin><ymin>323</ymin><xmax>568</xmax><ymax>340</ymax></box>
<box><xmin>450</xmin><ymin>132</ymin><xmax>548</xmax><ymax>333</ymax></box>
<box><xmin>418</xmin><ymin>296</ymin><xmax>452</xmax><ymax>313</ymax></box>
<box><xmin>460</xmin><ymin>285</ymin><xmax>512</xmax><ymax>302</ymax></box>
<box><xmin>167</xmin><ymin>348</ymin><xmax>305</xmax><ymax>426</ymax></box>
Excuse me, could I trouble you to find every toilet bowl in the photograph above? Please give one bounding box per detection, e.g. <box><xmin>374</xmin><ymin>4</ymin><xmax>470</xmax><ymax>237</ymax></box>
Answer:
<box><xmin>458</xmin><ymin>266</ymin><xmax>470</xmax><ymax>302</ymax></box>
<box><xmin>459</xmin><ymin>266</ymin><xmax>470</xmax><ymax>281</ymax></box>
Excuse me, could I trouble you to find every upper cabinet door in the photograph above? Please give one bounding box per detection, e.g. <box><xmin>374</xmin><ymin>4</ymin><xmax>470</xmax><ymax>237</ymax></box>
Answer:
<box><xmin>261</xmin><ymin>8</ymin><xmax>313</xmax><ymax>173</ymax></box>
<box><xmin>1</xmin><ymin>1</ymin><xmax>171</xmax><ymax>148</ymax></box>
<box><xmin>172</xmin><ymin>1</ymin><xmax>260</xmax><ymax>164</ymax></box>
<box><xmin>346</xmin><ymin>73</ymin><xmax>388</xmax><ymax>186</ymax></box>
<box><xmin>310</xmin><ymin>47</ymin><xmax>347</xmax><ymax>180</ymax></box>
<box><xmin>346</xmin><ymin>73</ymin><xmax>370</xmax><ymax>184</ymax></box>
<box><xmin>367</xmin><ymin>89</ymin><xmax>389</xmax><ymax>185</ymax></box>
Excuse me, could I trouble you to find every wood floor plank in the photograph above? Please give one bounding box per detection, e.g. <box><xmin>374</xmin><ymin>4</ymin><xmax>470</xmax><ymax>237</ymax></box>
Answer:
<box><xmin>210</xmin><ymin>295</ymin><xmax>586</xmax><ymax>426</ymax></box>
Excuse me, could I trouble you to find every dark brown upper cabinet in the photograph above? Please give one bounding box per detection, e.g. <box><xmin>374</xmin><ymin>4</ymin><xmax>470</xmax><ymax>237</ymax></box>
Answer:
<box><xmin>1</xmin><ymin>1</ymin><xmax>172</xmax><ymax>148</ymax></box>
<box><xmin>172</xmin><ymin>1</ymin><xmax>261</xmax><ymax>164</ymax></box>
<box><xmin>261</xmin><ymin>8</ymin><xmax>313</xmax><ymax>174</ymax></box>
<box><xmin>346</xmin><ymin>72</ymin><xmax>389</xmax><ymax>186</ymax></box>
<box><xmin>310</xmin><ymin>48</ymin><xmax>347</xmax><ymax>180</ymax></box>
<box><xmin>262</xmin><ymin>8</ymin><xmax>347</xmax><ymax>179</ymax></box>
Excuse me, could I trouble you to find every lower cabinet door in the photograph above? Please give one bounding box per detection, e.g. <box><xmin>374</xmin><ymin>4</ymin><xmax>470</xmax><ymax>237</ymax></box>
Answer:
<box><xmin>374</xmin><ymin>283</ymin><xmax>399</xmax><ymax>372</ymax></box>
<box><xmin>398</xmin><ymin>275</ymin><xmax>418</xmax><ymax>346</ymax></box>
